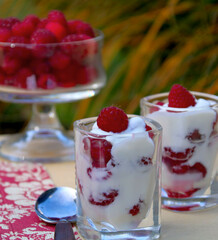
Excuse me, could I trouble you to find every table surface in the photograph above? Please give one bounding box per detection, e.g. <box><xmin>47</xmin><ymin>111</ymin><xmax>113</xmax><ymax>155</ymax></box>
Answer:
<box><xmin>1</xmin><ymin>158</ymin><xmax>218</xmax><ymax>239</ymax></box>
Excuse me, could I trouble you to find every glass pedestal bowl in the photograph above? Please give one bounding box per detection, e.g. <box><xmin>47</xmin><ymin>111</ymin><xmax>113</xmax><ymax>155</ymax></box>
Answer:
<box><xmin>0</xmin><ymin>30</ymin><xmax>106</xmax><ymax>162</ymax></box>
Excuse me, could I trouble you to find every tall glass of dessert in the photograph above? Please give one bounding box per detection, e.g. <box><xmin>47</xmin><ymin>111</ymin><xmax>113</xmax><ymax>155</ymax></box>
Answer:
<box><xmin>74</xmin><ymin>107</ymin><xmax>162</xmax><ymax>240</ymax></box>
<box><xmin>140</xmin><ymin>84</ymin><xmax>218</xmax><ymax>211</ymax></box>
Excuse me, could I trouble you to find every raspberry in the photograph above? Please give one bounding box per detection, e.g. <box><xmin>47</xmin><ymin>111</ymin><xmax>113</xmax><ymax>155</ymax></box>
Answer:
<box><xmin>36</xmin><ymin>18</ymin><xmax>48</xmax><ymax>29</ymax></box>
<box><xmin>55</xmin><ymin>63</ymin><xmax>78</xmax><ymax>87</ymax></box>
<box><xmin>129</xmin><ymin>199</ymin><xmax>144</xmax><ymax>216</ymax></box>
<box><xmin>45</xmin><ymin>22</ymin><xmax>67</xmax><ymax>41</ymax></box>
<box><xmin>150</xmin><ymin>101</ymin><xmax>164</xmax><ymax>113</ymax></box>
<box><xmin>24</xmin><ymin>15</ymin><xmax>40</xmax><ymax>27</ymax></box>
<box><xmin>138</xmin><ymin>157</ymin><xmax>152</xmax><ymax>166</ymax></box>
<box><xmin>0</xmin><ymin>17</ymin><xmax>20</xmax><ymax>29</ymax></box>
<box><xmin>50</xmin><ymin>50</ymin><xmax>71</xmax><ymax>70</ymax></box>
<box><xmin>129</xmin><ymin>204</ymin><xmax>140</xmax><ymax>216</ymax></box>
<box><xmin>77</xmin><ymin>178</ymin><xmax>83</xmax><ymax>195</ymax></box>
<box><xmin>61</xmin><ymin>34</ymin><xmax>96</xmax><ymax>61</ymax></box>
<box><xmin>210</xmin><ymin>112</ymin><xmax>218</xmax><ymax>138</ymax></box>
<box><xmin>2</xmin><ymin>55</ymin><xmax>21</xmax><ymax>75</ymax></box>
<box><xmin>6</xmin><ymin>36</ymin><xmax>30</xmax><ymax>59</ymax></box>
<box><xmin>15</xmin><ymin>67</ymin><xmax>33</xmax><ymax>88</ymax></box>
<box><xmin>171</xmin><ymin>164</ymin><xmax>190</xmax><ymax>174</ymax></box>
<box><xmin>87</xmin><ymin>167</ymin><xmax>112</xmax><ymax>180</ymax></box>
<box><xmin>68</xmin><ymin>20</ymin><xmax>95</xmax><ymax>37</ymax></box>
<box><xmin>0</xmin><ymin>69</ymin><xmax>5</xmax><ymax>85</ymax></box>
<box><xmin>83</xmin><ymin>137</ymin><xmax>112</xmax><ymax>168</ymax></box>
<box><xmin>97</xmin><ymin>106</ymin><xmax>129</xmax><ymax>133</ymax></box>
<box><xmin>191</xmin><ymin>162</ymin><xmax>207</xmax><ymax>178</ymax></box>
<box><xmin>163</xmin><ymin>147</ymin><xmax>196</xmax><ymax>173</ymax></box>
<box><xmin>30</xmin><ymin>28</ymin><xmax>57</xmax><ymax>44</ymax></box>
<box><xmin>145</xmin><ymin>124</ymin><xmax>154</xmax><ymax>138</ymax></box>
<box><xmin>0</xmin><ymin>28</ymin><xmax>11</xmax><ymax>42</ymax></box>
<box><xmin>30</xmin><ymin>29</ymin><xmax>57</xmax><ymax>58</ymax></box>
<box><xmin>164</xmin><ymin>156</ymin><xmax>207</xmax><ymax>177</ymax></box>
<box><xmin>30</xmin><ymin>59</ymin><xmax>50</xmax><ymax>75</ymax></box>
<box><xmin>145</xmin><ymin>124</ymin><xmax>152</xmax><ymax>131</ymax></box>
<box><xmin>168</xmin><ymin>84</ymin><xmax>196</xmax><ymax>108</ymax></box>
<box><xmin>76</xmin><ymin>66</ymin><xmax>97</xmax><ymax>85</ymax></box>
<box><xmin>47</xmin><ymin>10</ymin><xmax>67</xmax><ymax>26</ymax></box>
<box><xmin>164</xmin><ymin>147</ymin><xmax>195</xmax><ymax>161</ymax></box>
<box><xmin>3</xmin><ymin>75</ymin><xmax>16</xmax><ymax>86</ymax></box>
<box><xmin>12</xmin><ymin>20</ymin><xmax>35</xmax><ymax>37</ymax></box>
<box><xmin>37</xmin><ymin>74</ymin><xmax>58</xmax><ymax>89</ymax></box>
<box><xmin>166</xmin><ymin>188</ymin><xmax>200</xmax><ymax>198</ymax></box>
<box><xmin>186</xmin><ymin>129</ymin><xmax>205</xmax><ymax>143</ymax></box>
<box><xmin>89</xmin><ymin>189</ymin><xmax>118</xmax><ymax>206</ymax></box>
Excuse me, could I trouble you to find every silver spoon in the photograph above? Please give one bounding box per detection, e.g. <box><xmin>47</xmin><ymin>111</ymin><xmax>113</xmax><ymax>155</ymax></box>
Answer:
<box><xmin>35</xmin><ymin>187</ymin><xmax>77</xmax><ymax>240</ymax></box>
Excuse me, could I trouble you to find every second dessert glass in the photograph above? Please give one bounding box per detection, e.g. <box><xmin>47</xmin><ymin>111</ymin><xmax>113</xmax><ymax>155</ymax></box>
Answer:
<box><xmin>74</xmin><ymin>115</ymin><xmax>162</xmax><ymax>240</ymax></box>
<box><xmin>140</xmin><ymin>91</ymin><xmax>218</xmax><ymax>211</ymax></box>
<box><xmin>0</xmin><ymin>29</ymin><xmax>106</xmax><ymax>162</ymax></box>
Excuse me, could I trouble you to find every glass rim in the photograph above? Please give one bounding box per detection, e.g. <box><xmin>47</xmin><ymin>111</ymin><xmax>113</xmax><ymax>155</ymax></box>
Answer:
<box><xmin>74</xmin><ymin>114</ymin><xmax>162</xmax><ymax>138</ymax></box>
<box><xmin>140</xmin><ymin>91</ymin><xmax>218</xmax><ymax>112</ymax></box>
<box><xmin>0</xmin><ymin>29</ymin><xmax>104</xmax><ymax>47</ymax></box>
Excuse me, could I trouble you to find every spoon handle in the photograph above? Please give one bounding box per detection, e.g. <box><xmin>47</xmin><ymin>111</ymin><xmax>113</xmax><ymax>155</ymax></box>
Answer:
<box><xmin>54</xmin><ymin>221</ymin><xmax>75</xmax><ymax>240</ymax></box>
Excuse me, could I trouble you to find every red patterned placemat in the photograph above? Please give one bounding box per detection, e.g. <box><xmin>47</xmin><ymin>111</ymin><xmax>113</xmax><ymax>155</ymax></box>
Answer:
<box><xmin>0</xmin><ymin>161</ymin><xmax>82</xmax><ymax>240</ymax></box>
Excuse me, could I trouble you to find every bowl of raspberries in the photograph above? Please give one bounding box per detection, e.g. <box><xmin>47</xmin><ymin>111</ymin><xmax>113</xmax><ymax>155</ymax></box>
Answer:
<box><xmin>0</xmin><ymin>10</ymin><xmax>105</xmax><ymax>101</ymax></box>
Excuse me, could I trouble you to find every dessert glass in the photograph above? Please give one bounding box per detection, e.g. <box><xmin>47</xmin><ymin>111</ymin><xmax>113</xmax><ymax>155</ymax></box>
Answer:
<box><xmin>0</xmin><ymin>30</ymin><xmax>106</xmax><ymax>162</ymax></box>
<box><xmin>74</xmin><ymin>115</ymin><xmax>162</xmax><ymax>240</ymax></box>
<box><xmin>140</xmin><ymin>91</ymin><xmax>218</xmax><ymax>211</ymax></box>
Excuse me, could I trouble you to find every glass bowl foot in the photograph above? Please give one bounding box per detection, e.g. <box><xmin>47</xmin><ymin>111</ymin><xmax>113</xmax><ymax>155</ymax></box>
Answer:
<box><xmin>0</xmin><ymin>129</ymin><xmax>74</xmax><ymax>162</ymax></box>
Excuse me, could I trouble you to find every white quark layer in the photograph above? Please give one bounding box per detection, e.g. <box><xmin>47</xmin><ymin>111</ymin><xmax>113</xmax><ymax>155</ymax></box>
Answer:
<box><xmin>76</xmin><ymin>116</ymin><xmax>157</xmax><ymax>230</ymax></box>
<box><xmin>147</xmin><ymin>98</ymin><xmax>218</xmax><ymax>194</ymax></box>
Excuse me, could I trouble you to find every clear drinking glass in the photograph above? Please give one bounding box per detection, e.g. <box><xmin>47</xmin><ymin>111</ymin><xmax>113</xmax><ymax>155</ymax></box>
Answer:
<box><xmin>140</xmin><ymin>92</ymin><xmax>218</xmax><ymax>211</ymax></box>
<box><xmin>0</xmin><ymin>30</ymin><xmax>106</xmax><ymax>162</ymax></box>
<box><xmin>74</xmin><ymin>115</ymin><xmax>162</xmax><ymax>240</ymax></box>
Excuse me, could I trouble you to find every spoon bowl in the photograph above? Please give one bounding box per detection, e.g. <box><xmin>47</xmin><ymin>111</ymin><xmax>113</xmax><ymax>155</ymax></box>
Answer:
<box><xmin>35</xmin><ymin>187</ymin><xmax>77</xmax><ymax>223</ymax></box>
<box><xmin>35</xmin><ymin>187</ymin><xmax>77</xmax><ymax>240</ymax></box>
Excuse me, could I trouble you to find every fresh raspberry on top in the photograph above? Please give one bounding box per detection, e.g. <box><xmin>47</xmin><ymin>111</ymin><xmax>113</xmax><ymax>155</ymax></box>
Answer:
<box><xmin>168</xmin><ymin>84</ymin><xmax>196</xmax><ymax>108</ymax></box>
<box><xmin>68</xmin><ymin>20</ymin><xmax>95</xmax><ymax>37</ymax></box>
<box><xmin>97</xmin><ymin>106</ymin><xmax>129</xmax><ymax>133</ymax></box>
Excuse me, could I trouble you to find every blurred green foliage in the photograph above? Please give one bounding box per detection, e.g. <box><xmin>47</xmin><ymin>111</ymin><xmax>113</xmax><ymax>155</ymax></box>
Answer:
<box><xmin>0</xmin><ymin>0</ymin><xmax>217</xmax><ymax>132</ymax></box>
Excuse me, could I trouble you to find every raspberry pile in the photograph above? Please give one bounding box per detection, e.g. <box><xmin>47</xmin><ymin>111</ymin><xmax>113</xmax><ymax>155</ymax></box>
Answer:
<box><xmin>0</xmin><ymin>10</ymin><xmax>97</xmax><ymax>90</ymax></box>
